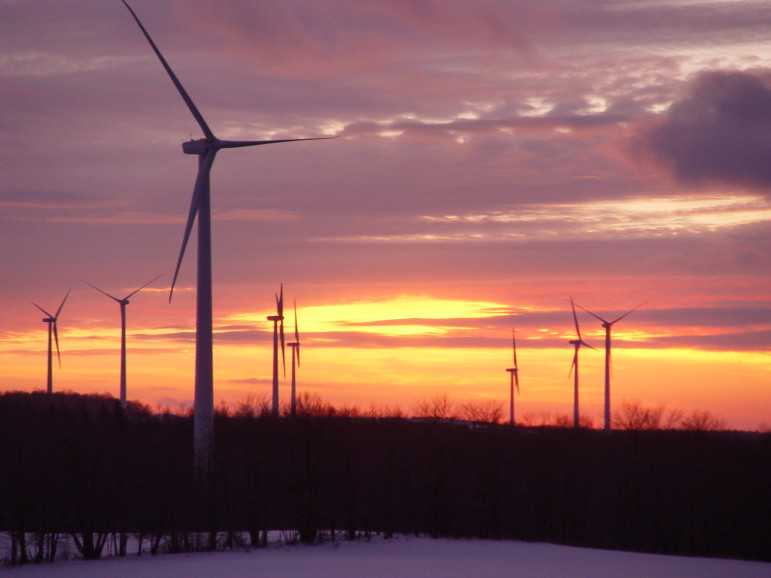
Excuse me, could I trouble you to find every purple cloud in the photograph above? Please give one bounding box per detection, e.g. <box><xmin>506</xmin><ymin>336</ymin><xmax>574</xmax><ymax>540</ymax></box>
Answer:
<box><xmin>634</xmin><ymin>69</ymin><xmax>771</xmax><ymax>191</ymax></box>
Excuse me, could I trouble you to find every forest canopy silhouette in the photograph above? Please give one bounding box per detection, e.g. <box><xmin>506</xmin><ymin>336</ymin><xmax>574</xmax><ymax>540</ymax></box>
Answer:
<box><xmin>1</xmin><ymin>391</ymin><xmax>768</xmax><ymax>566</ymax></box>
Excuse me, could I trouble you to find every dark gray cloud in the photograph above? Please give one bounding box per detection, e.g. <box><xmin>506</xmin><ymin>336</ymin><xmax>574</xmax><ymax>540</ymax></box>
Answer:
<box><xmin>634</xmin><ymin>69</ymin><xmax>771</xmax><ymax>191</ymax></box>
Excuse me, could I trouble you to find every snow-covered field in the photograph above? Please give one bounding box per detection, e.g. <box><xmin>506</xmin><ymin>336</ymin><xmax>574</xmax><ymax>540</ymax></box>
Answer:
<box><xmin>5</xmin><ymin>536</ymin><xmax>770</xmax><ymax>578</ymax></box>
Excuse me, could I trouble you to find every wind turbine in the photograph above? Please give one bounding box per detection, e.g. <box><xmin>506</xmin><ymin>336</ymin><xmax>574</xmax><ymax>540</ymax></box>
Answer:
<box><xmin>287</xmin><ymin>300</ymin><xmax>301</xmax><ymax>418</ymax></box>
<box><xmin>32</xmin><ymin>290</ymin><xmax>70</xmax><ymax>396</ymax></box>
<box><xmin>266</xmin><ymin>284</ymin><xmax>285</xmax><ymax>417</ymax></box>
<box><xmin>79</xmin><ymin>275</ymin><xmax>162</xmax><ymax>409</ymax></box>
<box><xmin>121</xmin><ymin>1</ymin><xmax>333</xmax><ymax>477</ymax></box>
<box><xmin>575</xmin><ymin>300</ymin><xmax>644</xmax><ymax>430</ymax></box>
<box><xmin>568</xmin><ymin>296</ymin><xmax>596</xmax><ymax>429</ymax></box>
<box><xmin>505</xmin><ymin>329</ymin><xmax>519</xmax><ymax>426</ymax></box>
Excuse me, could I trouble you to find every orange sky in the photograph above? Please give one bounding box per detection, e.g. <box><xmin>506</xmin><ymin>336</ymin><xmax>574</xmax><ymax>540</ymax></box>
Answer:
<box><xmin>3</xmin><ymin>289</ymin><xmax>769</xmax><ymax>430</ymax></box>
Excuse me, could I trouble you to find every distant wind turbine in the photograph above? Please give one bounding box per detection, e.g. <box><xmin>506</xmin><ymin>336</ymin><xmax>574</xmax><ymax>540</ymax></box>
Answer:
<box><xmin>32</xmin><ymin>290</ymin><xmax>70</xmax><ymax>396</ymax></box>
<box><xmin>575</xmin><ymin>300</ymin><xmax>644</xmax><ymax>430</ymax></box>
<box><xmin>121</xmin><ymin>1</ymin><xmax>334</xmax><ymax>477</ymax></box>
<box><xmin>505</xmin><ymin>329</ymin><xmax>519</xmax><ymax>426</ymax></box>
<box><xmin>267</xmin><ymin>284</ymin><xmax>286</xmax><ymax>417</ymax></box>
<box><xmin>79</xmin><ymin>275</ymin><xmax>162</xmax><ymax>409</ymax></box>
<box><xmin>287</xmin><ymin>299</ymin><xmax>301</xmax><ymax>418</ymax></box>
<box><xmin>568</xmin><ymin>296</ymin><xmax>596</xmax><ymax>429</ymax></box>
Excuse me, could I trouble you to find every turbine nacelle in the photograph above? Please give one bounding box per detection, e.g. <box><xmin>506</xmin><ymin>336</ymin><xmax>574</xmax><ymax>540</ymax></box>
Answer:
<box><xmin>267</xmin><ymin>315</ymin><xmax>284</xmax><ymax>322</ymax></box>
<box><xmin>183</xmin><ymin>138</ymin><xmax>209</xmax><ymax>155</ymax></box>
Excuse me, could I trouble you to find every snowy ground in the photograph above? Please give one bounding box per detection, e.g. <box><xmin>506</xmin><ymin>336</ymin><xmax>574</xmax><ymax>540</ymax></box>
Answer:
<box><xmin>4</xmin><ymin>536</ymin><xmax>770</xmax><ymax>578</ymax></box>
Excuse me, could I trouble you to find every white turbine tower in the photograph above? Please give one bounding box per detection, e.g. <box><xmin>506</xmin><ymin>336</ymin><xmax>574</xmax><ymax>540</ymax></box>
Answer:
<box><xmin>505</xmin><ymin>329</ymin><xmax>519</xmax><ymax>426</ymax></box>
<box><xmin>32</xmin><ymin>290</ymin><xmax>70</xmax><ymax>396</ymax></box>
<box><xmin>267</xmin><ymin>284</ymin><xmax>286</xmax><ymax>417</ymax></box>
<box><xmin>568</xmin><ymin>296</ymin><xmax>595</xmax><ymax>429</ymax></box>
<box><xmin>79</xmin><ymin>275</ymin><xmax>161</xmax><ymax>409</ymax></box>
<box><xmin>575</xmin><ymin>300</ymin><xmax>643</xmax><ymax>430</ymax></box>
<box><xmin>121</xmin><ymin>1</ymin><xmax>333</xmax><ymax>478</ymax></box>
<box><xmin>287</xmin><ymin>299</ymin><xmax>301</xmax><ymax>418</ymax></box>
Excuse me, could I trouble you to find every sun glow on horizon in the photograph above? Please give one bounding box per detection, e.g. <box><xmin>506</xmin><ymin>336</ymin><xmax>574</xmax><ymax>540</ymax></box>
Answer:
<box><xmin>3</xmin><ymin>319</ymin><xmax>768</xmax><ymax>430</ymax></box>
<box><xmin>224</xmin><ymin>295</ymin><xmax>513</xmax><ymax>337</ymax></box>
<box><xmin>2</xmin><ymin>291</ymin><xmax>769</xmax><ymax>431</ymax></box>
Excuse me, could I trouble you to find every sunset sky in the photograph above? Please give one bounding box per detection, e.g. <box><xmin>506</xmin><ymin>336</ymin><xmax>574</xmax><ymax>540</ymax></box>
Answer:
<box><xmin>1</xmin><ymin>0</ymin><xmax>769</xmax><ymax>430</ymax></box>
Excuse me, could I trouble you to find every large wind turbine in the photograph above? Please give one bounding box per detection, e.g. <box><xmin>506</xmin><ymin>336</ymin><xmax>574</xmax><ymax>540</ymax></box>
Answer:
<box><xmin>32</xmin><ymin>291</ymin><xmax>70</xmax><ymax>396</ymax></box>
<box><xmin>575</xmin><ymin>300</ymin><xmax>643</xmax><ymax>430</ymax></box>
<box><xmin>121</xmin><ymin>1</ymin><xmax>333</xmax><ymax>477</ymax></box>
<box><xmin>80</xmin><ymin>275</ymin><xmax>161</xmax><ymax>409</ymax></box>
<box><xmin>568</xmin><ymin>296</ymin><xmax>595</xmax><ymax>429</ymax></box>
<box><xmin>505</xmin><ymin>329</ymin><xmax>519</xmax><ymax>426</ymax></box>
<box><xmin>267</xmin><ymin>284</ymin><xmax>286</xmax><ymax>417</ymax></box>
<box><xmin>287</xmin><ymin>300</ymin><xmax>301</xmax><ymax>418</ymax></box>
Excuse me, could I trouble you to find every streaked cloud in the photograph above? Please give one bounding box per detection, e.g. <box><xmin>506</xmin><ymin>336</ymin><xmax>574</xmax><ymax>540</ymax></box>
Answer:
<box><xmin>317</xmin><ymin>195</ymin><xmax>771</xmax><ymax>242</ymax></box>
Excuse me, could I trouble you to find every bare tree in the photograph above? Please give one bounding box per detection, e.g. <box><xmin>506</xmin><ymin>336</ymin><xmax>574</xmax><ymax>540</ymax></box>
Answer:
<box><xmin>458</xmin><ymin>399</ymin><xmax>504</xmax><ymax>424</ymax></box>
<box><xmin>520</xmin><ymin>411</ymin><xmax>554</xmax><ymax>427</ymax></box>
<box><xmin>612</xmin><ymin>399</ymin><xmax>667</xmax><ymax>430</ymax></box>
<box><xmin>233</xmin><ymin>392</ymin><xmax>271</xmax><ymax>418</ymax></box>
<box><xmin>413</xmin><ymin>393</ymin><xmax>456</xmax><ymax>420</ymax></box>
<box><xmin>295</xmin><ymin>392</ymin><xmax>335</xmax><ymax>417</ymax></box>
<box><xmin>680</xmin><ymin>409</ymin><xmax>726</xmax><ymax>431</ymax></box>
<box><xmin>214</xmin><ymin>399</ymin><xmax>232</xmax><ymax>418</ymax></box>
<box><xmin>551</xmin><ymin>414</ymin><xmax>573</xmax><ymax>428</ymax></box>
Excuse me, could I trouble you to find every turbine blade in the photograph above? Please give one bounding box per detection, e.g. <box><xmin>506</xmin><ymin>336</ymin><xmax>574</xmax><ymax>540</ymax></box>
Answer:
<box><xmin>170</xmin><ymin>150</ymin><xmax>216</xmax><ymax>301</ymax></box>
<box><xmin>32</xmin><ymin>303</ymin><xmax>53</xmax><ymax>318</ymax></box>
<box><xmin>610</xmin><ymin>301</ymin><xmax>646</xmax><ymax>325</ymax></box>
<box><xmin>278</xmin><ymin>284</ymin><xmax>285</xmax><ymax>375</ymax></box>
<box><xmin>581</xmin><ymin>340</ymin><xmax>598</xmax><ymax>351</ymax></box>
<box><xmin>79</xmin><ymin>278</ymin><xmax>120</xmax><ymax>302</ymax></box>
<box><xmin>125</xmin><ymin>273</ymin><xmax>164</xmax><ymax>300</ymax></box>
<box><xmin>574</xmin><ymin>302</ymin><xmax>607</xmax><ymax>324</ymax></box>
<box><xmin>569</xmin><ymin>349</ymin><xmax>577</xmax><ymax>378</ymax></box>
<box><xmin>293</xmin><ymin>299</ymin><xmax>300</xmax><ymax>343</ymax></box>
<box><xmin>570</xmin><ymin>295</ymin><xmax>582</xmax><ymax>340</ymax></box>
<box><xmin>53</xmin><ymin>321</ymin><xmax>62</xmax><ymax>368</ymax></box>
<box><xmin>512</xmin><ymin>329</ymin><xmax>518</xmax><ymax>369</ymax></box>
<box><xmin>514</xmin><ymin>370</ymin><xmax>519</xmax><ymax>393</ymax></box>
<box><xmin>121</xmin><ymin>0</ymin><xmax>215</xmax><ymax>141</ymax></box>
<box><xmin>218</xmin><ymin>136</ymin><xmax>338</xmax><ymax>149</ymax></box>
<box><xmin>297</xmin><ymin>343</ymin><xmax>301</xmax><ymax>368</ymax></box>
<box><xmin>55</xmin><ymin>290</ymin><xmax>70</xmax><ymax>319</ymax></box>
<box><xmin>280</xmin><ymin>319</ymin><xmax>286</xmax><ymax>378</ymax></box>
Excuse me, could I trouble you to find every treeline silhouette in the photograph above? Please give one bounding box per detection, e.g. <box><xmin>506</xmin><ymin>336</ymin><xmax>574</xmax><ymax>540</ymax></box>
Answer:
<box><xmin>1</xmin><ymin>391</ymin><xmax>768</xmax><ymax>566</ymax></box>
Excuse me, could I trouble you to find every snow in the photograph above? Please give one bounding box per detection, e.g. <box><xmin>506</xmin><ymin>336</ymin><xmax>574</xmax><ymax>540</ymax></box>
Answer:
<box><xmin>5</xmin><ymin>536</ymin><xmax>770</xmax><ymax>578</ymax></box>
